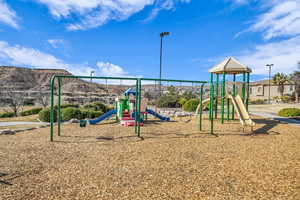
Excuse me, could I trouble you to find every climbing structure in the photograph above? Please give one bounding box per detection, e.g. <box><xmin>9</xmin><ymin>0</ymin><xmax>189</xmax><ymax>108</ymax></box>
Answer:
<box><xmin>88</xmin><ymin>87</ymin><xmax>170</xmax><ymax>127</ymax></box>
<box><xmin>208</xmin><ymin>57</ymin><xmax>255</xmax><ymax>133</ymax></box>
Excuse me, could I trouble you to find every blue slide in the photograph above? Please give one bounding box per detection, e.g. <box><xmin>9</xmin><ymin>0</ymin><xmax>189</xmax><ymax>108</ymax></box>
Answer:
<box><xmin>89</xmin><ymin>109</ymin><xmax>117</xmax><ymax>125</ymax></box>
<box><xmin>146</xmin><ymin>108</ymin><xmax>170</xmax><ymax>121</ymax></box>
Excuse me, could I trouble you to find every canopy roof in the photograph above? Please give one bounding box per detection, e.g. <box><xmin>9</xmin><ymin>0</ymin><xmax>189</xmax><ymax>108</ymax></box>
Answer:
<box><xmin>209</xmin><ymin>57</ymin><xmax>252</xmax><ymax>74</ymax></box>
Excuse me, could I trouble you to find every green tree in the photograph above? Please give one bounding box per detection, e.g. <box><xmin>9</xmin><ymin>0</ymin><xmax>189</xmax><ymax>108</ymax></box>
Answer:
<box><xmin>289</xmin><ymin>62</ymin><xmax>300</xmax><ymax>102</ymax></box>
<box><xmin>273</xmin><ymin>73</ymin><xmax>290</xmax><ymax>97</ymax></box>
<box><xmin>167</xmin><ymin>85</ymin><xmax>176</xmax><ymax>95</ymax></box>
<box><xmin>181</xmin><ymin>91</ymin><xmax>196</xmax><ymax>100</ymax></box>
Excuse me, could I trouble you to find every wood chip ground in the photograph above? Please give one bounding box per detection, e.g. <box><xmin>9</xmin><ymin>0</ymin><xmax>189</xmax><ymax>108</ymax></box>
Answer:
<box><xmin>0</xmin><ymin>115</ymin><xmax>299</xmax><ymax>199</ymax></box>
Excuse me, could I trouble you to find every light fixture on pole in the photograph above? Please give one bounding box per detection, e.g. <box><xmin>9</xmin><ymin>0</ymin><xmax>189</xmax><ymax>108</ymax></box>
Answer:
<box><xmin>266</xmin><ymin>64</ymin><xmax>274</xmax><ymax>104</ymax></box>
<box><xmin>159</xmin><ymin>31</ymin><xmax>170</xmax><ymax>96</ymax></box>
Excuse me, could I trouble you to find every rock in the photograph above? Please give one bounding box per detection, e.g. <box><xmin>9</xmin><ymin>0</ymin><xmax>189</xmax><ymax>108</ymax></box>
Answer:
<box><xmin>69</xmin><ymin>119</ymin><xmax>79</xmax><ymax>123</ymax></box>
<box><xmin>0</xmin><ymin>129</ymin><xmax>16</xmax><ymax>135</ymax></box>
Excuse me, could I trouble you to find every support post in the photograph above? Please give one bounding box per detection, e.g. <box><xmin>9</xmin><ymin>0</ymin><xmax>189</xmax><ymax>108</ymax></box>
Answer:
<box><xmin>242</xmin><ymin>72</ymin><xmax>246</xmax><ymax>103</ymax></box>
<box><xmin>227</xmin><ymin>98</ymin><xmax>230</xmax><ymax>121</ymax></box>
<box><xmin>50</xmin><ymin>76</ymin><xmax>55</xmax><ymax>142</ymax></box>
<box><xmin>135</xmin><ymin>80</ymin><xmax>139</xmax><ymax>134</ymax></box>
<box><xmin>209</xmin><ymin>73</ymin><xmax>214</xmax><ymax>135</ymax></box>
<box><xmin>58</xmin><ymin>78</ymin><xmax>62</xmax><ymax>136</ymax></box>
<box><xmin>232</xmin><ymin>74</ymin><xmax>236</xmax><ymax>120</ymax></box>
<box><xmin>215</xmin><ymin>74</ymin><xmax>219</xmax><ymax>119</ymax></box>
<box><xmin>137</xmin><ymin>79</ymin><xmax>142</xmax><ymax>137</ymax></box>
<box><xmin>199</xmin><ymin>84</ymin><xmax>204</xmax><ymax>131</ymax></box>
<box><xmin>221</xmin><ymin>72</ymin><xmax>226</xmax><ymax>124</ymax></box>
<box><xmin>246</xmin><ymin>72</ymin><xmax>250</xmax><ymax>111</ymax></box>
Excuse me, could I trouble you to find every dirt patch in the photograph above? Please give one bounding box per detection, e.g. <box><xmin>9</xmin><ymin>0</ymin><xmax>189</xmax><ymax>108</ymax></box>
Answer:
<box><xmin>0</xmin><ymin>115</ymin><xmax>299</xmax><ymax>199</ymax></box>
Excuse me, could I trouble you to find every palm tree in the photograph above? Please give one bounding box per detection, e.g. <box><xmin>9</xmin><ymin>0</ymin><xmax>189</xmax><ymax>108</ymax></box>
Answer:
<box><xmin>272</xmin><ymin>73</ymin><xmax>290</xmax><ymax>97</ymax></box>
<box><xmin>290</xmin><ymin>63</ymin><xmax>300</xmax><ymax>102</ymax></box>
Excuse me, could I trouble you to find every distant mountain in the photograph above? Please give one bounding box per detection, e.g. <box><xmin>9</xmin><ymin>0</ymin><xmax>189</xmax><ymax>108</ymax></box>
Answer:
<box><xmin>0</xmin><ymin>66</ymin><xmax>127</xmax><ymax>93</ymax></box>
<box><xmin>0</xmin><ymin>66</ymin><xmax>129</xmax><ymax>105</ymax></box>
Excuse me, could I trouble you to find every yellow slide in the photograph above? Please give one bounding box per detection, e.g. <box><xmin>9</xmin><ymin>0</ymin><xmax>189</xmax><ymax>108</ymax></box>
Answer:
<box><xmin>228</xmin><ymin>94</ymin><xmax>255</xmax><ymax>129</ymax></box>
<box><xmin>195</xmin><ymin>98</ymin><xmax>210</xmax><ymax>114</ymax></box>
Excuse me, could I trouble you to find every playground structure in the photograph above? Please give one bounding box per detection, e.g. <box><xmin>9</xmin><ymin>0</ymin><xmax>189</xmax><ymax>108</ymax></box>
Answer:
<box><xmin>88</xmin><ymin>87</ymin><xmax>170</xmax><ymax>126</ymax></box>
<box><xmin>207</xmin><ymin>57</ymin><xmax>255</xmax><ymax>133</ymax></box>
<box><xmin>49</xmin><ymin>57</ymin><xmax>255</xmax><ymax>141</ymax></box>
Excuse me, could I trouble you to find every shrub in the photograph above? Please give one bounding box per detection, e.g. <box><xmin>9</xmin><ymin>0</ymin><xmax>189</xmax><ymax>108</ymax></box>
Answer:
<box><xmin>178</xmin><ymin>97</ymin><xmax>187</xmax><ymax>106</ymax></box>
<box><xmin>183</xmin><ymin>98</ymin><xmax>200</xmax><ymax>112</ymax></box>
<box><xmin>54</xmin><ymin>104</ymin><xmax>79</xmax><ymax>109</ymax></box>
<box><xmin>280</xmin><ymin>95</ymin><xmax>293</xmax><ymax>103</ymax></box>
<box><xmin>23</xmin><ymin>99</ymin><xmax>35</xmax><ymax>106</ymax></box>
<box><xmin>0</xmin><ymin>112</ymin><xmax>15</xmax><ymax>118</ymax></box>
<box><xmin>20</xmin><ymin>107</ymin><xmax>42</xmax><ymax>116</ymax></box>
<box><xmin>39</xmin><ymin>108</ymin><xmax>57</xmax><ymax>122</ymax></box>
<box><xmin>80</xmin><ymin>110</ymin><xmax>103</xmax><ymax>119</ymax></box>
<box><xmin>157</xmin><ymin>95</ymin><xmax>180</xmax><ymax>108</ymax></box>
<box><xmin>62</xmin><ymin>107</ymin><xmax>81</xmax><ymax>121</ymax></box>
<box><xmin>83</xmin><ymin>102</ymin><xmax>107</xmax><ymax>112</ymax></box>
<box><xmin>278</xmin><ymin>108</ymin><xmax>300</xmax><ymax>117</ymax></box>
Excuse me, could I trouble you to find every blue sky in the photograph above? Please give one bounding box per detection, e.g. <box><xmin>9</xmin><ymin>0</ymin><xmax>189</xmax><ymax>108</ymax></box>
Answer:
<box><xmin>0</xmin><ymin>0</ymin><xmax>299</xmax><ymax>82</ymax></box>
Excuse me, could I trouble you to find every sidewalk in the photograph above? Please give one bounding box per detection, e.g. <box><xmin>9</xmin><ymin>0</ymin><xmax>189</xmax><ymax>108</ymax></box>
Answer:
<box><xmin>0</xmin><ymin>121</ymin><xmax>49</xmax><ymax>127</ymax></box>
<box><xmin>250</xmin><ymin>112</ymin><xmax>300</xmax><ymax>127</ymax></box>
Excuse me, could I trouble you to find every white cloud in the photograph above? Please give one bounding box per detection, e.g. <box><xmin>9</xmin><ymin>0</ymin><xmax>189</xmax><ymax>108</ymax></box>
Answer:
<box><xmin>31</xmin><ymin>0</ymin><xmax>191</xmax><ymax>30</ymax></box>
<box><xmin>145</xmin><ymin>0</ymin><xmax>190</xmax><ymax>21</ymax></box>
<box><xmin>249</xmin><ymin>0</ymin><xmax>300</xmax><ymax>40</ymax></box>
<box><xmin>0</xmin><ymin>41</ymin><xmax>68</xmax><ymax>69</ymax></box>
<box><xmin>0</xmin><ymin>41</ymin><xmax>139</xmax><ymax>81</ymax></box>
<box><xmin>97</xmin><ymin>61</ymin><xmax>128</xmax><ymax>77</ymax></box>
<box><xmin>223</xmin><ymin>1</ymin><xmax>300</xmax><ymax>75</ymax></box>
<box><xmin>0</xmin><ymin>0</ymin><xmax>19</xmax><ymax>29</ymax></box>
<box><xmin>237</xmin><ymin>36</ymin><xmax>300</xmax><ymax>75</ymax></box>
<box><xmin>0</xmin><ymin>41</ymin><xmax>95</xmax><ymax>76</ymax></box>
<box><xmin>48</xmin><ymin>39</ymin><xmax>65</xmax><ymax>49</ymax></box>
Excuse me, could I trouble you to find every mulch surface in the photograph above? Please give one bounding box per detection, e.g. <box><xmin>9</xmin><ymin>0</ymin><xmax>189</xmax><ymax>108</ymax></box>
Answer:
<box><xmin>0</xmin><ymin>115</ymin><xmax>299</xmax><ymax>199</ymax></box>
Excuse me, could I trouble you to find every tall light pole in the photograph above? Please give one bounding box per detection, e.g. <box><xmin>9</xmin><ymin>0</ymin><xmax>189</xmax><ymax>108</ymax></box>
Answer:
<box><xmin>159</xmin><ymin>32</ymin><xmax>170</xmax><ymax>96</ymax></box>
<box><xmin>266</xmin><ymin>64</ymin><xmax>274</xmax><ymax>104</ymax></box>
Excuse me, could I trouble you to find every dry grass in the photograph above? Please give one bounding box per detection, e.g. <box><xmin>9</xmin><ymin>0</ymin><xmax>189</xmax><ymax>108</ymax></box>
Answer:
<box><xmin>0</xmin><ymin>114</ymin><xmax>39</xmax><ymax>122</ymax></box>
<box><xmin>0</xmin><ymin>115</ymin><xmax>299</xmax><ymax>199</ymax></box>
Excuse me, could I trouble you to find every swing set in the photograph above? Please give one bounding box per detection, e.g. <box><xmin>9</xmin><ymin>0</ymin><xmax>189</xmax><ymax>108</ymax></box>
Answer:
<box><xmin>49</xmin><ymin>57</ymin><xmax>255</xmax><ymax>142</ymax></box>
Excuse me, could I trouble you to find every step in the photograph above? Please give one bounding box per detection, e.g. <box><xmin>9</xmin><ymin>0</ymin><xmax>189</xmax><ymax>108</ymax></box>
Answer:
<box><xmin>121</xmin><ymin>117</ymin><xmax>134</xmax><ymax>120</ymax></box>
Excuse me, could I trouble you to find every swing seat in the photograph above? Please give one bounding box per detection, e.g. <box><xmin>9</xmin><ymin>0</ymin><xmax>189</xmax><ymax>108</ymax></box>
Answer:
<box><xmin>79</xmin><ymin>120</ymin><xmax>87</xmax><ymax>128</ymax></box>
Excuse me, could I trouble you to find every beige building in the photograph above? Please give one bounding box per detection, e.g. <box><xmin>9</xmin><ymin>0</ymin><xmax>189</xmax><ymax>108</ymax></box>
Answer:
<box><xmin>249</xmin><ymin>80</ymin><xmax>296</xmax><ymax>100</ymax></box>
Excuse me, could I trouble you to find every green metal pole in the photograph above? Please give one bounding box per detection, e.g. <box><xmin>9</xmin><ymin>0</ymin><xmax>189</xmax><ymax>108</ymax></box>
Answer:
<box><xmin>232</xmin><ymin>74</ymin><xmax>236</xmax><ymax>120</ymax></box>
<box><xmin>58</xmin><ymin>78</ymin><xmax>62</xmax><ymax>136</ymax></box>
<box><xmin>210</xmin><ymin>73</ymin><xmax>214</xmax><ymax>135</ymax></box>
<box><xmin>242</xmin><ymin>72</ymin><xmax>246</xmax><ymax>103</ymax></box>
<box><xmin>215</xmin><ymin>74</ymin><xmax>219</xmax><ymax>119</ymax></box>
<box><xmin>135</xmin><ymin>80</ymin><xmax>139</xmax><ymax>134</ymax></box>
<box><xmin>50</xmin><ymin>76</ymin><xmax>55</xmax><ymax>142</ymax></box>
<box><xmin>221</xmin><ymin>72</ymin><xmax>226</xmax><ymax>124</ymax></box>
<box><xmin>199</xmin><ymin>84</ymin><xmax>204</xmax><ymax>131</ymax></box>
<box><xmin>246</xmin><ymin>72</ymin><xmax>250</xmax><ymax>111</ymax></box>
<box><xmin>227</xmin><ymin>98</ymin><xmax>230</xmax><ymax>121</ymax></box>
<box><xmin>137</xmin><ymin>79</ymin><xmax>142</xmax><ymax>137</ymax></box>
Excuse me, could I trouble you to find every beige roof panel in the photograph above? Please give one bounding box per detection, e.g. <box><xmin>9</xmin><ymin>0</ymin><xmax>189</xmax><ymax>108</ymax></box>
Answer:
<box><xmin>209</xmin><ymin>57</ymin><xmax>252</xmax><ymax>74</ymax></box>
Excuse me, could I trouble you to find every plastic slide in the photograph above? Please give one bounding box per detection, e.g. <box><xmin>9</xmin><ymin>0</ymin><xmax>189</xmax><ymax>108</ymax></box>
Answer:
<box><xmin>89</xmin><ymin>109</ymin><xmax>117</xmax><ymax>125</ymax></box>
<box><xmin>195</xmin><ymin>98</ymin><xmax>210</xmax><ymax>114</ymax></box>
<box><xmin>228</xmin><ymin>95</ymin><xmax>255</xmax><ymax>127</ymax></box>
<box><xmin>146</xmin><ymin>108</ymin><xmax>170</xmax><ymax>121</ymax></box>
